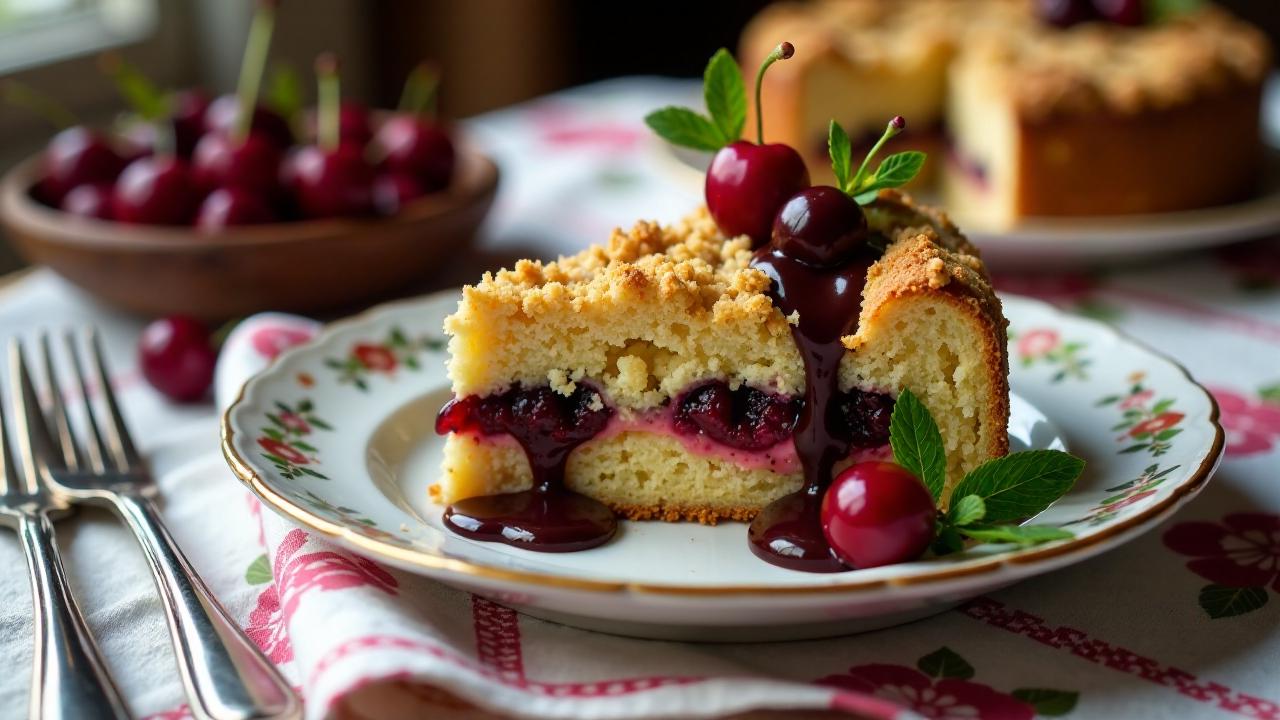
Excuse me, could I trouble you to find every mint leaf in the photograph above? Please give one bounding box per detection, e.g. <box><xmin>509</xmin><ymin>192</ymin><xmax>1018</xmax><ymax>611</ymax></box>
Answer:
<box><xmin>828</xmin><ymin>120</ymin><xmax>852</xmax><ymax>191</ymax></box>
<box><xmin>1199</xmin><ymin>584</ymin><xmax>1268</xmax><ymax>619</ymax></box>
<box><xmin>244</xmin><ymin>554</ymin><xmax>272</xmax><ymax>585</ymax></box>
<box><xmin>1011</xmin><ymin>689</ymin><xmax>1079</xmax><ymax>716</ymax></box>
<box><xmin>703</xmin><ymin>48</ymin><xmax>745</xmax><ymax>144</ymax></box>
<box><xmin>950</xmin><ymin>450</ymin><xmax>1084</xmax><ymax>522</ymax></box>
<box><xmin>889</xmin><ymin>388</ymin><xmax>947</xmax><ymax>501</ymax></box>
<box><xmin>948</xmin><ymin>495</ymin><xmax>985</xmax><ymax>527</ymax></box>
<box><xmin>959</xmin><ymin>524</ymin><xmax>1073</xmax><ymax>545</ymax></box>
<box><xmin>644</xmin><ymin>107</ymin><xmax>725</xmax><ymax>152</ymax></box>
<box><xmin>917</xmin><ymin>647</ymin><xmax>974</xmax><ymax>680</ymax></box>
<box><xmin>853</xmin><ymin>151</ymin><xmax>926</xmax><ymax>198</ymax></box>
<box><xmin>932</xmin><ymin>526</ymin><xmax>964</xmax><ymax>556</ymax></box>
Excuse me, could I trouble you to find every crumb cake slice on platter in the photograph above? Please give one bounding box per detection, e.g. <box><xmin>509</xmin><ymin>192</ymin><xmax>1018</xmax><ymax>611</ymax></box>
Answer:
<box><xmin>434</xmin><ymin>191</ymin><xmax>1008</xmax><ymax>523</ymax></box>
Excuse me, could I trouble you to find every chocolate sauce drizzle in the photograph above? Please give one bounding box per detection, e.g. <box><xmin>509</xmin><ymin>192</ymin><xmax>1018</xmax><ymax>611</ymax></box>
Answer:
<box><xmin>747</xmin><ymin>247</ymin><xmax>873</xmax><ymax>572</ymax></box>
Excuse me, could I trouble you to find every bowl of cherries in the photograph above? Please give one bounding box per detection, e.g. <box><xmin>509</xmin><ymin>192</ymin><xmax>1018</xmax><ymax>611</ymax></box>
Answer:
<box><xmin>0</xmin><ymin>1</ymin><xmax>497</xmax><ymax>320</ymax></box>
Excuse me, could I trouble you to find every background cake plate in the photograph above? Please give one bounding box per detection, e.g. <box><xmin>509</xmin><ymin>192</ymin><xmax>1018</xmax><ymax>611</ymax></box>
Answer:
<box><xmin>222</xmin><ymin>290</ymin><xmax>1224</xmax><ymax>641</ymax></box>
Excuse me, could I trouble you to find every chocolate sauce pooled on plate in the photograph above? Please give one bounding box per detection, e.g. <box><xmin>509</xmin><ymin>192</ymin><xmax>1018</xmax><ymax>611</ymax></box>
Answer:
<box><xmin>748</xmin><ymin>246</ymin><xmax>873</xmax><ymax>572</ymax></box>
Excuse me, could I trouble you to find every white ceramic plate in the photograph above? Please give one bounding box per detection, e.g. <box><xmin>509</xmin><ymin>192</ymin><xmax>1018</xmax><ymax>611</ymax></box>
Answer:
<box><xmin>222</xmin><ymin>291</ymin><xmax>1223</xmax><ymax>641</ymax></box>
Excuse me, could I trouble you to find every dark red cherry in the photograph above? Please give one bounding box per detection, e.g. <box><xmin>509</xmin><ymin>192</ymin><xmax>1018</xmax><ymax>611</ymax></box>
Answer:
<box><xmin>339</xmin><ymin>102</ymin><xmax>372</xmax><ymax>146</ymax></box>
<box><xmin>195</xmin><ymin>187</ymin><xmax>276</xmax><ymax>229</ymax></box>
<box><xmin>1092</xmin><ymin>0</ymin><xmax>1144</xmax><ymax>26</ymax></box>
<box><xmin>139</xmin><ymin>315</ymin><xmax>217</xmax><ymax>402</ymax></box>
<box><xmin>171</xmin><ymin>89</ymin><xmax>211</xmax><ymax>157</ymax></box>
<box><xmin>192</xmin><ymin>131</ymin><xmax>282</xmax><ymax>195</ymax></box>
<box><xmin>772</xmin><ymin>186</ymin><xmax>868</xmax><ymax>267</ymax></box>
<box><xmin>1037</xmin><ymin>0</ymin><xmax>1098</xmax><ymax>27</ymax></box>
<box><xmin>112</xmin><ymin>156</ymin><xmax>199</xmax><ymax>225</ymax></box>
<box><xmin>39</xmin><ymin>127</ymin><xmax>125</xmax><ymax>206</ymax></box>
<box><xmin>374</xmin><ymin>115</ymin><xmax>455</xmax><ymax>191</ymax></box>
<box><xmin>704</xmin><ymin>140</ymin><xmax>810</xmax><ymax>248</ymax></box>
<box><xmin>204</xmin><ymin>94</ymin><xmax>293</xmax><ymax>148</ymax></box>
<box><xmin>286</xmin><ymin>144</ymin><xmax>375</xmax><ymax>219</ymax></box>
<box><xmin>60</xmin><ymin>183</ymin><xmax>115</xmax><ymax>220</ymax></box>
<box><xmin>821</xmin><ymin>461</ymin><xmax>937</xmax><ymax>569</ymax></box>
<box><xmin>372</xmin><ymin>172</ymin><xmax>425</xmax><ymax>216</ymax></box>
<box><xmin>672</xmin><ymin>382</ymin><xmax>798</xmax><ymax>451</ymax></box>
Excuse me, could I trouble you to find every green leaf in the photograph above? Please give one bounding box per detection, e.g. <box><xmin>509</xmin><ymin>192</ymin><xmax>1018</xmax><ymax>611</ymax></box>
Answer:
<box><xmin>106</xmin><ymin>56</ymin><xmax>168</xmax><ymax>120</ymax></box>
<box><xmin>852</xmin><ymin>151</ymin><xmax>927</xmax><ymax>203</ymax></box>
<box><xmin>959</xmin><ymin>524</ymin><xmax>1074</xmax><ymax>545</ymax></box>
<box><xmin>703</xmin><ymin>48</ymin><xmax>745</xmax><ymax>143</ymax></box>
<box><xmin>1259</xmin><ymin>383</ymin><xmax>1280</xmax><ymax>405</ymax></box>
<box><xmin>1011</xmin><ymin>689</ymin><xmax>1079</xmax><ymax>716</ymax></box>
<box><xmin>1151</xmin><ymin>398</ymin><xmax>1175</xmax><ymax>414</ymax></box>
<box><xmin>308</xmin><ymin>417</ymin><xmax>333</xmax><ymax>431</ymax></box>
<box><xmin>931</xmin><ymin>526</ymin><xmax>965</xmax><ymax>556</ymax></box>
<box><xmin>1199</xmin><ymin>584</ymin><xmax>1268</xmax><ymax>619</ymax></box>
<box><xmin>1155</xmin><ymin>428</ymin><xmax>1182</xmax><ymax>442</ymax></box>
<box><xmin>828</xmin><ymin>120</ymin><xmax>852</xmax><ymax>191</ymax></box>
<box><xmin>644</xmin><ymin>107</ymin><xmax>725</xmax><ymax>152</ymax></box>
<box><xmin>916</xmin><ymin>647</ymin><xmax>974</xmax><ymax>680</ymax></box>
<box><xmin>300</xmin><ymin>467</ymin><xmax>329</xmax><ymax>480</ymax></box>
<box><xmin>948</xmin><ymin>495</ymin><xmax>986</xmax><ymax>527</ymax></box>
<box><xmin>292</xmin><ymin>441</ymin><xmax>318</xmax><ymax>453</ymax></box>
<box><xmin>950</xmin><ymin>450</ymin><xmax>1085</xmax><ymax>522</ymax></box>
<box><xmin>1096</xmin><ymin>395</ymin><xmax>1122</xmax><ymax>406</ymax></box>
<box><xmin>1120</xmin><ymin>444</ymin><xmax>1150</xmax><ymax>454</ymax></box>
<box><xmin>1144</xmin><ymin>0</ymin><xmax>1204</xmax><ymax>22</ymax></box>
<box><xmin>298</xmin><ymin>399</ymin><xmax>314</xmax><ymax>413</ymax></box>
<box><xmin>244</xmin><ymin>554</ymin><xmax>273</xmax><ymax>585</ymax></box>
<box><xmin>889</xmin><ymin>388</ymin><xmax>947</xmax><ymax>501</ymax></box>
<box><xmin>264</xmin><ymin>63</ymin><xmax>303</xmax><ymax>126</ymax></box>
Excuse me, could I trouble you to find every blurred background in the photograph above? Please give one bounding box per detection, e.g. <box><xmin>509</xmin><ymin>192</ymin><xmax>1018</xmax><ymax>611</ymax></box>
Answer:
<box><xmin>0</xmin><ymin>0</ymin><xmax>1276</xmax><ymax>274</ymax></box>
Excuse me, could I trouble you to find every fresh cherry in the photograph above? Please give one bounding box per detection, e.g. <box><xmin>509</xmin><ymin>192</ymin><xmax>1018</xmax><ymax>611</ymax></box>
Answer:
<box><xmin>139</xmin><ymin>315</ymin><xmax>218</xmax><ymax>402</ymax></box>
<box><xmin>196</xmin><ymin>187</ymin><xmax>276</xmax><ymax>229</ymax></box>
<box><xmin>60</xmin><ymin>183</ymin><xmax>115</xmax><ymax>220</ymax></box>
<box><xmin>821</xmin><ymin>461</ymin><xmax>937</xmax><ymax>569</ymax></box>
<box><xmin>372</xmin><ymin>172</ymin><xmax>425</xmax><ymax>216</ymax></box>
<box><xmin>706</xmin><ymin>141</ymin><xmax>810</xmax><ymax>248</ymax></box>
<box><xmin>373</xmin><ymin>115</ymin><xmax>455</xmax><ymax>192</ymax></box>
<box><xmin>339</xmin><ymin>102</ymin><xmax>372</xmax><ymax>146</ymax></box>
<box><xmin>772</xmin><ymin>186</ymin><xmax>869</xmax><ymax>267</ymax></box>
<box><xmin>39</xmin><ymin>127</ymin><xmax>125</xmax><ymax>206</ymax></box>
<box><xmin>1036</xmin><ymin>0</ymin><xmax>1098</xmax><ymax>27</ymax></box>
<box><xmin>171</xmin><ymin>89</ymin><xmax>211</xmax><ymax>156</ymax></box>
<box><xmin>1092</xmin><ymin>0</ymin><xmax>1144</xmax><ymax>26</ymax></box>
<box><xmin>112</xmin><ymin>155</ymin><xmax>199</xmax><ymax>225</ymax></box>
<box><xmin>286</xmin><ymin>145</ymin><xmax>374</xmax><ymax>218</ymax></box>
<box><xmin>191</xmin><ymin>131</ymin><xmax>282</xmax><ymax>195</ymax></box>
<box><xmin>204</xmin><ymin>95</ymin><xmax>293</xmax><ymax>148</ymax></box>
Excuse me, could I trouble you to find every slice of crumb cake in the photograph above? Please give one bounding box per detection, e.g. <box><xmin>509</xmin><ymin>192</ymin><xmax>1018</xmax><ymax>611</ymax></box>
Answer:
<box><xmin>434</xmin><ymin>191</ymin><xmax>1008</xmax><ymax>524</ymax></box>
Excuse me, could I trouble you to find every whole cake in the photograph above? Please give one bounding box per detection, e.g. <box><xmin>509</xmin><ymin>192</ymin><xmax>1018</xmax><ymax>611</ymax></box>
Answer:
<box><xmin>740</xmin><ymin>0</ymin><xmax>1272</xmax><ymax>227</ymax></box>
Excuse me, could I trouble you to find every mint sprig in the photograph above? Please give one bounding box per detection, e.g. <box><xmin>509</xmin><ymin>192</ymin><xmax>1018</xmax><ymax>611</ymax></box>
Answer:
<box><xmin>828</xmin><ymin>116</ymin><xmax>926</xmax><ymax>206</ymax></box>
<box><xmin>887</xmin><ymin>388</ymin><xmax>1085</xmax><ymax>555</ymax></box>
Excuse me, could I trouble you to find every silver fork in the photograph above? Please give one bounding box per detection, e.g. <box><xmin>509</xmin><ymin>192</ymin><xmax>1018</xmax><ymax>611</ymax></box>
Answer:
<box><xmin>29</xmin><ymin>331</ymin><xmax>300</xmax><ymax>720</ymax></box>
<box><xmin>4</xmin><ymin>340</ymin><xmax>131</xmax><ymax>720</ymax></box>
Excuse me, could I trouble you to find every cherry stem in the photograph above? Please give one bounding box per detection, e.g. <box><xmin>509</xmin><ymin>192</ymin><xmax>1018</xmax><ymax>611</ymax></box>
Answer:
<box><xmin>233</xmin><ymin>0</ymin><xmax>278</xmax><ymax>142</ymax></box>
<box><xmin>316</xmin><ymin>53</ymin><xmax>340</xmax><ymax>151</ymax></box>
<box><xmin>754</xmin><ymin>41</ymin><xmax>793</xmax><ymax>145</ymax></box>
<box><xmin>850</xmin><ymin>116</ymin><xmax>906</xmax><ymax>192</ymax></box>
<box><xmin>2</xmin><ymin>80</ymin><xmax>77</xmax><ymax>129</ymax></box>
<box><xmin>397</xmin><ymin>62</ymin><xmax>440</xmax><ymax>117</ymax></box>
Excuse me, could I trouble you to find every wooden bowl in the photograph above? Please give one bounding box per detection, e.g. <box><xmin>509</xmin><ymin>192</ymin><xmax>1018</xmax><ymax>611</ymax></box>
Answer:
<box><xmin>0</xmin><ymin>146</ymin><xmax>498</xmax><ymax>320</ymax></box>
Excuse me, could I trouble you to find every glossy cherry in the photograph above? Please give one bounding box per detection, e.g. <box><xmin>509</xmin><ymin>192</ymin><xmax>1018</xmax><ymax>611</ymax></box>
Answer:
<box><xmin>372</xmin><ymin>172</ymin><xmax>425</xmax><ymax>216</ymax></box>
<box><xmin>705</xmin><ymin>141</ymin><xmax>810</xmax><ymax>248</ymax></box>
<box><xmin>204</xmin><ymin>95</ymin><xmax>294</xmax><ymax>148</ymax></box>
<box><xmin>60</xmin><ymin>183</ymin><xmax>115</xmax><ymax>220</ymax></box>
<box><xmin>772</xmin><ymin>186</ymin><xmax>869</xmax><ymax>267</ymax></box>
<box><xmin>170</xmin><ymin>89</ymin><xmax>211</xmax><ymax>157</ymax></box>
<box><xmin>820</xmin><ymin>461</ymin><xmax>937</xmax><ymax>569</ymax></box>
<box><xmin>374</xmin><ymin>115</ymin><xmax>455</xmax><ymax>191</ymax></box>
<box><xmin>39</xmin><ymin>127</ymin><xmax>125</xmax><ymax>206</ymax></box>
<box><xmin>139</xmin><ymin>315</ymin><xmax>218</xmax><ymax>402</ymax></box>
<box><xmin>286</xmin><ymin>144</ymin><xmax>374</xmax><ymax>218</ymax></box>
<box><xmin>1036</xmin><ymin>0</ymin><xmax>1097</xmax><ymax>27</ymax></box>
<box><xmin>339</xmin><ymin>102</ymin><xmax>372</xmax><ymax>146</ymax></box>
<box><xmin>195</xmin><ymin>187</ymin><xmax>276</xmax><ymax>229</ymax></box>
<box><xmin>1092</xmin><ymin>0</ymin><xmax>1144</xmax><ymax>26</ymax></box>
<box><xmin>191</xmin><ymin>130</ymin><xmax>282</xmax><ymax>195</ymax></box>
<box><xmin>112</xmin><ymin>155</ymin><xmax>199</xmax><ymax>225</ymax></box>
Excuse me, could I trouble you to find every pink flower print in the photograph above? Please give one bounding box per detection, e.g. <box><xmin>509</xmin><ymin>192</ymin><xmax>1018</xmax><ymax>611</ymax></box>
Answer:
<box><xmin>353</xmin><ymin>343</ymin><xmax>397</xmax><ymax>372</ymax></box>
<box><xmin>245</xmin><ymin>584</ymin><xmax>293</xmax><ymax>663</ymax></box>
<box><xmin>819</xmin><ymin>664</ymin><xmax>1035</xmax><ymax>720</ymax></box>
<box><xmin>278</xmin><ymin>411</ymin><xmax>311</xmax><ymax>434</ymax></box>
<box><xmin>1129</xmin><ymin>412</ymin><xmax>1184</xmax><ymax>438</ymax></box>
<box><xmin>274</xmin><ymin>529</ymin><xmax>399</xmax><ymax>626</ymax></box>
<box><xmin>1164</xmin><ymin>513</ymin><xmax>1280</xmax><ymax>592</ymax></box>
<box><xmin>1119</xmin><ymin>389</ymin><xmax>1153</xmax><ymax>410</ymax></box>
<box><xmin>250</xmin><ymin>324</ymin><xmax>315</xmax><ymax>361</ymax></box>
<box><xmin>1016</xmin><ymin>329</ymin><xmax>1059</xmax><ymax>360</ymax></box>
<box><xmin>258</xmin><ymin>437</ymin><xmax>308</xmax><ymax>465</ymax></box>
<box><xmin>1210</xmin><ymin>386</ymin><xmax>1280</xmax><ymax>457</ymax></box>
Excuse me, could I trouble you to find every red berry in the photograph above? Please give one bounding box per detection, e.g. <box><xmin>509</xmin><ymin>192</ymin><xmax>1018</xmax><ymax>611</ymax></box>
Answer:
<box><xmin>1092</xmin><ymin>0</ymin><xmax>1144</xmax><ymax>26</ymax></box>
<box><xmin>112</xmin><ymin>156</ymin><xmax>199</xmax><ymax>225</ymax></box>
<box><xmin>60</xmin><ymin>183</ymin><xmax>115</xmax><ymax>220</ymax></box>
<box><xmin>139</xmin><ymin>315</ymin><xmax>217</xmax><ymax>402</ymax></box>
<box><xmin>39</xmin><ymin>127</ymin><xmax>125</xmax><ymax>206</ymax></box>
<box><xmin>374</xmin><ymin>115</ymin><xmax>455</xmax><ymax>191</ymax></box>
<box><xmin>772</xmin><ymin>186</ymin><xmax>868</xmax><ymax>267</ymax></box>
<box><xmin>204</xmin><ymin>95</ymin><xmax>294</xmax><ymax>148</ymax></box>
<box><xmin>821</xmin><ymin>461</ymin><xmax>936</xmax><ymax>569</ymax></box>
<box><xmin>704</xmin><ymin>140</ymin><xmax>810</xmax><ymax>248</ymax></box>
<box><xmin>339</xmin><ymin>102</ymin><xmax>372</xmax><ymax>147</ymax></box>
<box><xmin>372</xmin><ymin>172</ymin><xmax>426</xmax><ymax>216</ymax></box>
<box><xmin>192</xmin><ymin>131</ymin><xmax>282</xmax><ymax>196</ymax></box>
<box><xmin>195</xmin><ymin>187</ymin><xmax>276</xmax><ymax>229</ymax></box>
<box><xmin>285</xmin><ymin>144</ymin><xmax>375</xmax><ymax>219</ymax></box>
<box><xmin>1037</xmin><ymin>0</ymin><xmax>1098</xmax><ymax>27</ymax></box>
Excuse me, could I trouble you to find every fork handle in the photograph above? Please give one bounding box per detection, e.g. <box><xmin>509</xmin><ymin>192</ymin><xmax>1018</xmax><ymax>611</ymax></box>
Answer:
<box><xmin>112</xmin><ymin>493</ymin><xmax>299</xmax><ymax>720</ymax></box>
<box><xmin>19</xmin><ymin>512</ymin><xmax>131</xmax><ymax>720</ymax></box>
